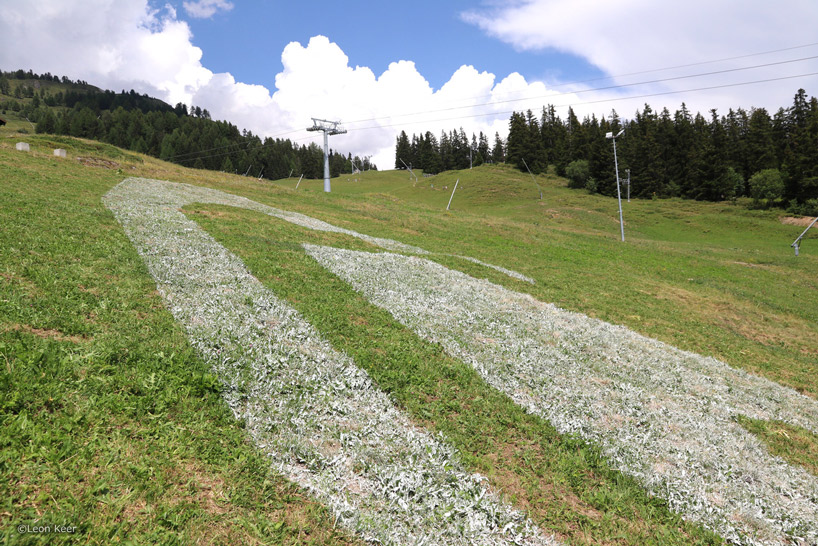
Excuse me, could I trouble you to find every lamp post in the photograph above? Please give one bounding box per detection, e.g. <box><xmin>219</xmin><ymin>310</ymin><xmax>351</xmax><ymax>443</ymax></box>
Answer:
<box><xmin>606</xmin><ymin>129</ymin><xmax>625</xmax><ymax>242</ymax></box>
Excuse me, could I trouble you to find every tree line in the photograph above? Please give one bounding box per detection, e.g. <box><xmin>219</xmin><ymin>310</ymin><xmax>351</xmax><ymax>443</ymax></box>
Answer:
<box><xmin>394</xmin><ymin>129</ymin><xmax>505</xmax><ymax>173</ymax></box>
<box><xmin>396</xmin><ymin>90</ymin><xmax>818</xmax><ymax>214</ymax></box>
<box><xmin>1</xmin><ymin>69</ymin><xmax>375</xmax><ymax>180</ymax></box>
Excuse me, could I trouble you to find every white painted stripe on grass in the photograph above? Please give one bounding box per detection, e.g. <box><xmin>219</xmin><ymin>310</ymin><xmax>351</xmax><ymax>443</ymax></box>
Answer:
<box><xmin>108</xmin><ymin>177</ymin><xmax>428</xmax><ymax>255</ymax></box>
<box><xmin>450</xmin><ymin>255</ymin><xmax>536</xmax><ymax>284</ymax></box>
<box><xmin>304</xmin><ymin>245</ymin><xmax>818</xmax><ymax>546</ymax></box>
<box><xmin>103</xmin><ymin>178</ymin><xmax>559</xmax><ymax>546</ymax></box>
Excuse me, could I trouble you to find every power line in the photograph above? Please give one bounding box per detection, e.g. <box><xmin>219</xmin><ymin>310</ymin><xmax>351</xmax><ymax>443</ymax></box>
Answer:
<box><xmin>343</xmin><ymin>55</ymin><xmax>818</xmax><ymax>126</ymax></box>
<box><xmin>344</xmin><ymin>71</ymin><xmax>818</xmax><ymax>132</ymax></box>
<box><xmin>548</xmin><ymin>41</ymin><xmax>818</xmax><ymax>87</ymax></box>
<box><xmin>343</xmin><ymin>41</ymin><xmax>818</xmax><ymax>122</ymax></box>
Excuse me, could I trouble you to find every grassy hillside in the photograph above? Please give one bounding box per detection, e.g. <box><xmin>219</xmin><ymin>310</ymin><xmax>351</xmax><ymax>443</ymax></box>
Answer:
<box><xmin>273</xmin><ymin>164</ymin><xmax>818</xmax><ymax>398</ymax></box>
<box><xmin>1</xmin><ymin>132</ymin><xmax>816</xmax><ymax>545</ymax></box>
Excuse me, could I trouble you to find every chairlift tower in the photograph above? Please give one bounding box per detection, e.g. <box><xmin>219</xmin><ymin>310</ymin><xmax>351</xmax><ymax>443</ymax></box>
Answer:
<box><xmin>307</xmin><ymin>118</ymin><xmax>347</xmax><ymax>192</ymax></box>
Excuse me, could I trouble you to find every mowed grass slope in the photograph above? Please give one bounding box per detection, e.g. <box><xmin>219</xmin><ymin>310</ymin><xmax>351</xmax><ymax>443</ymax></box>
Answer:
<box><xmin>1</xmin><ymin>133</ymin><xmax>816</xmax><ymax>544</ymax></box>
<box><xmin>0</xmin><ymin>135</ymin><xmax>363</xmax><ymax>545</ymax></box>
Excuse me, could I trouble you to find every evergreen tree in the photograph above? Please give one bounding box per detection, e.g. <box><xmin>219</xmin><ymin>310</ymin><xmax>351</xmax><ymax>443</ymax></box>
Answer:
<box><xmin>35</xmin><ymin>108</ymin><xmax>56</xmax><ymax>134</ymax></box>
<box><xmin>745</xmin><ymin>108</ymin><xmax>777</xmax><ymax>176</ymax></box>
<box><xmin>491</xmin><ymin>133</ymin><xmax>505</xmax><ymax>163</ymax></box>
<box><xmin>477</xmin><ymin>132</ymin><xmax>490</xmax><ymax>164</ymax></box>
<box><xmin>394</xmin><ymin>130</ymin><xmax>411</xmax><ymax>169</ymax></box>
<box><xmin>439</xmin><ymin>131</ymin><xmax>453</xmax><ymax>170</ymax></box>
<box><xmin>507</xmin><ymin>111</ymin><xmax>538</xmax><ymax>172</ymax></box>
<box><xmin>525</xmin><ymin>109</ymin><xmax>547</xmax><ymax>172</ymax></box>
<box><xmin>693</xmin><ymin>110</ymin><xmax>731</xmax><ymax>201</ymax></box>
<box><xmin>419</xmin><ymin>131</ymin><xmax>442</xmax><ymax>174</ymax></box>
<box><xmin>588</xmin><ymin>115</ymin><xmax>615</xmax><ymax>195</ymax></box>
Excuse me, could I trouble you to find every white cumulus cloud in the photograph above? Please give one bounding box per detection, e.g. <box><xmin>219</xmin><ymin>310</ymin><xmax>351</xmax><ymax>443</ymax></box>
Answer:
<box><xmin>461</xmin><ymin>0</ymin><xmax>818</xmax><ymax>120</ymax></box>
<box><xmin>182</xmin><ymin>0</ymin><xmax>234</xmax><ymax>19</ymax></box>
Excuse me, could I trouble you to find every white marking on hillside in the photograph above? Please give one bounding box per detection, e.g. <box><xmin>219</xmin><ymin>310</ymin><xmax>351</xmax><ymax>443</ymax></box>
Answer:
<box><xmin>304</xmin><ymin>245</ymin><xmax>818</xmax><ymax>546</ymax></box>
<box><xmin>451</xmin><ymin>255</ymin><xmax>536</xmax><ymax>284</ymax></box>
<box><xmin>103</xmin><ymin>178</ymin><xmax>559</xmax><ymax>546</ymax></box>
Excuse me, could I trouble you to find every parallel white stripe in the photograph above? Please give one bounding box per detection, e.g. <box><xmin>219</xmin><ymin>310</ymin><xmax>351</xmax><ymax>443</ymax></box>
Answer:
<box><xmin>103</xmin><ymin>177</ymin><xmax>559</xmax><ymax>546</ymax></box>
<box><xmin>304</xmin><ymin>245</ymin><xmax>818</xmax><ymax>546</ymax></box>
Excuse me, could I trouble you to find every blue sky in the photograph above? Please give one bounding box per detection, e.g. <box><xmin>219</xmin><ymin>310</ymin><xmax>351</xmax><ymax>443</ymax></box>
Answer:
<box><xmin>2</xmin><ymin>1</ymin><xmax>817</xmax><ymax>168</ymax></box>
<box><xmin>174</xmin><ymin>0</ymin><xmax>604</xmax><ymax>92</ymax></box>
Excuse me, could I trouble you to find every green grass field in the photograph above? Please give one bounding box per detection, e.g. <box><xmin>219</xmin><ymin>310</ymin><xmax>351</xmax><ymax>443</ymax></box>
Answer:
<box><xmin>1</xmin><ymin>132</ymin><xmax>816</xmax><ymax>545</ymax></box>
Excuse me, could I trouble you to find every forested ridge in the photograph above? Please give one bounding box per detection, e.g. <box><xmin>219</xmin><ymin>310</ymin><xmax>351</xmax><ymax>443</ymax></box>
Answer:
<box><xmin>0</xmin><ymin>69</ymin><xmax>375</xmax><ymax>180</ymax></box>
<box><xmin>396</xmin><ymin>90</ymin><xmax>818</xmax><ymax>214</ymax></box>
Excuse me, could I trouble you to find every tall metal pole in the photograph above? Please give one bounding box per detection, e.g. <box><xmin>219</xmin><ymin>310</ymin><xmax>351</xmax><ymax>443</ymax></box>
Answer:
<box><xmin>613</xmin><ymin>137</ymin><xmax>625</xmax><ymax>242</ymax></box>
<box><xmin>322</xmin><ymin>130</ymin><xmax>330</xmax><ymax>192</ymax></box>
<box><xmin>446</xmin><ymin>179</ymin><xmax>460</xmax><ymax>211</ymax></box>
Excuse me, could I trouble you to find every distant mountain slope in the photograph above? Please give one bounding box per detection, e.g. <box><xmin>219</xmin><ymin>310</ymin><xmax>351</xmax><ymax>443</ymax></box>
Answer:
<box><xmin>0</xmin><ymin>68</ymin><xmax>374</xmax><ymax>180</ymax></box>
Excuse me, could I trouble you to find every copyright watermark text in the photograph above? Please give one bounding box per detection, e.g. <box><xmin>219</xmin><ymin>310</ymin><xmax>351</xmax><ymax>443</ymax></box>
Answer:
<box><xmin>17</xmin><ymin>524</ymin><xmax>76</xmax><ymax>534</ymax></box>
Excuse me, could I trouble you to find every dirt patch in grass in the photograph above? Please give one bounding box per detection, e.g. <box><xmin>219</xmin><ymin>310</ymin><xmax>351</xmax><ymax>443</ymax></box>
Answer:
<box><xmin>186</xmin><ymin>209</ymin><xmax>230</xmax><ymax>219</ymax></box>
<box><xmin>77</xmin><ymin>284</ymin><xmax>101</xmax><ymax>296</ymax></box>
<box><xmin>539</xmin><ymin>207</ymin><xmax>576</xmax><ymax>221</ymax></box>
<box><xmin>779</xmin><ymin>216</ymin><xmax>817</xmax><ymax>226</ymax></box>
<box><xmin>166</xmin><ymin>461</ymin><xmax>231</xmax><ymax>516</ymax></box>
<box><xmin>1</xmin><ymin>271</ymin><xmax>41</xmax><ymax>295</ymax></box>
<box><xmin>76</xmin><ymin>156</ymin><xmax>120</xmax><ymax>169</ymax></box>
<box><xmin>3</xmin><ymin>323</ymin><xmax>91</xmax><ymax>343</ymax></box>
<box><xmin>729</xmin><ymin>261</ymin><xmax>773</xmax><ymax>270</ymax></box>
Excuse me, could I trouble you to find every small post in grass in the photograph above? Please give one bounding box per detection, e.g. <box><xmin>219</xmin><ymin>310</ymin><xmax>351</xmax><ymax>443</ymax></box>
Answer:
<box><xmin>520</xmin><ymin>158</ymin><xmax>543</xmax><ymax>200</ymax></box>
<box><xmin>791</xmin><ymin>216</ymin><xmax>818</xmax><ymax>256</ymax></box>
<box><xmin>399</xmin><ymin>158</ymin><xmax>418</xmax><ymax>182</ymax></box>
<box><xmin>295</xmin><ymin>174</ymin><xmax>304</xmax><ymax>189</ymax></box>
<box><xmin>446</xmin><ymin>179</ymin><xmax>460</xmax><ymax>211</ymax></box>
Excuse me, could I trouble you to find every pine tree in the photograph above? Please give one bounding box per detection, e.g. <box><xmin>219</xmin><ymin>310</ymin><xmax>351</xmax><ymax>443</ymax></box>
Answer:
<box><xmin>626</xmin><ymin>105</ymin><xmax>664</xmax><ymax>197</ymax></box>
<box><xmin>35</xmin><ymin>108</ymin><xmax>56</xmax><ymax>134</ymax></box>
<box><xmin>394</xmin><ymin>130</ymin><xmax>410</xmax><ymax>169</ymax></box>
<box><xmin>746</xmin><ymin>108</ymin><xmax>777</xmax><ymax>175</ymax></box>
<box><xmin>506</xmin><ymin>112</ymin><xmax>530</xmax><ymax>171</ymax></box>
<box><xmin>491</xmin><ymin>133</ymin><xmax>505</xmax><ymax>163</ymax></box>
